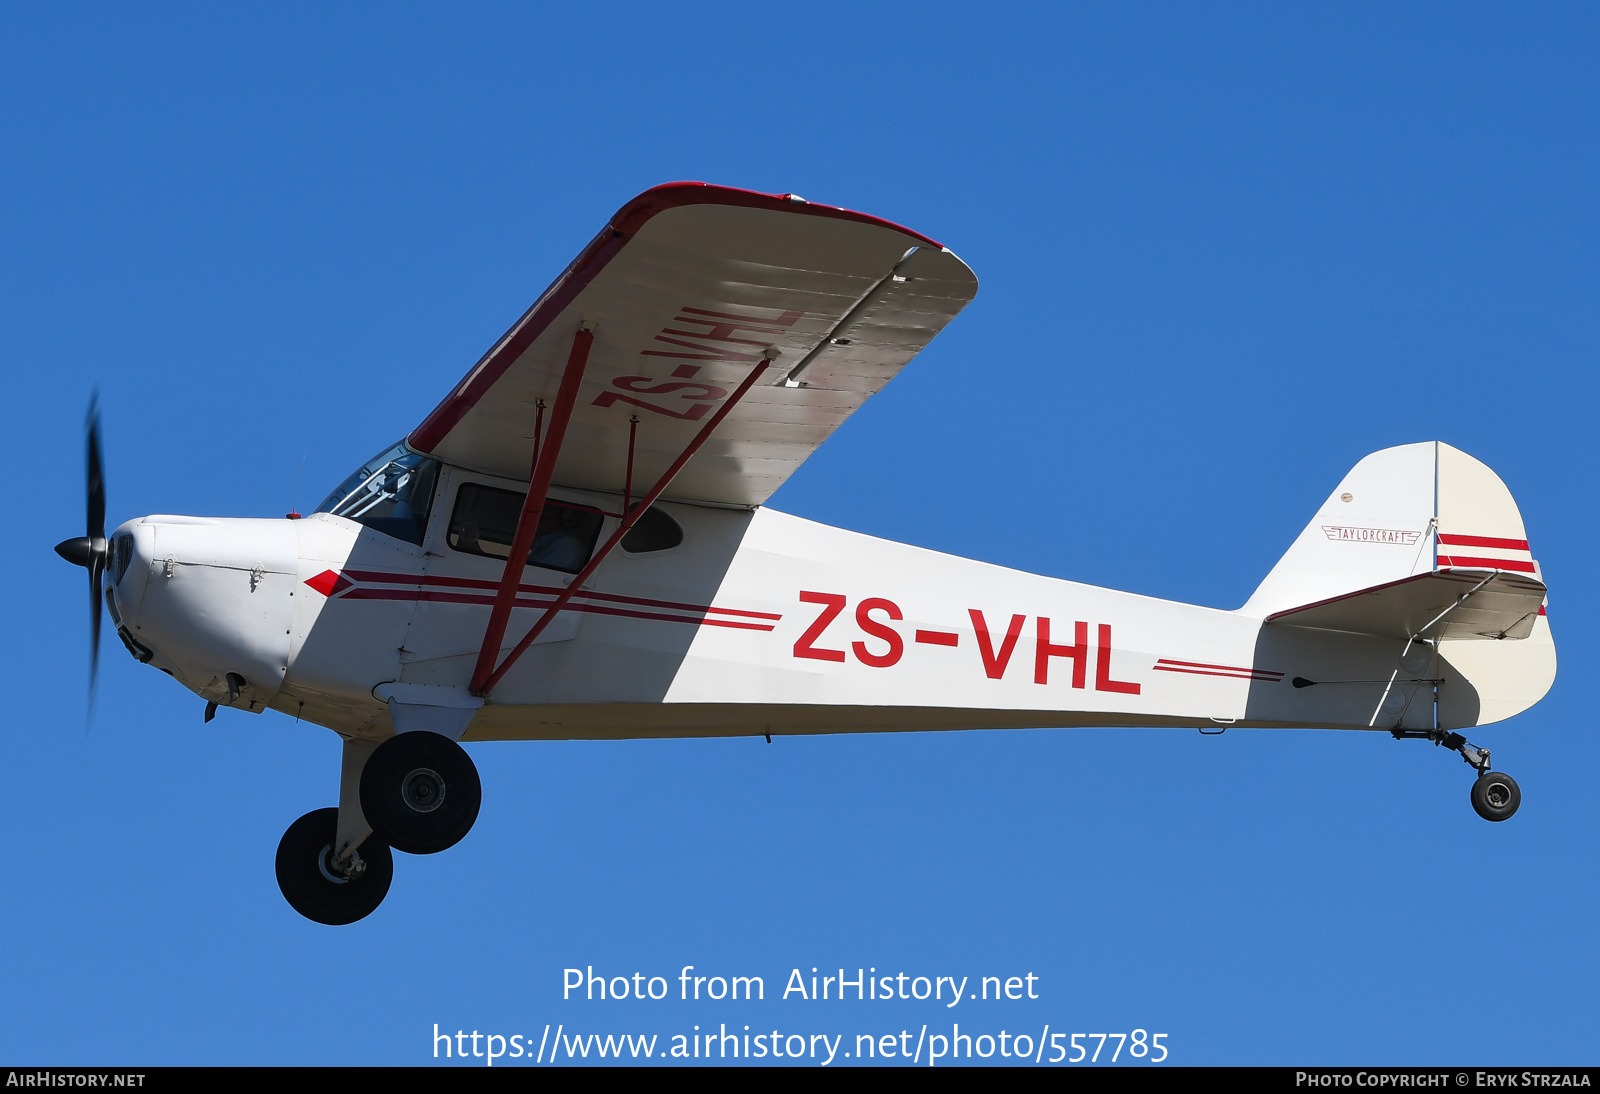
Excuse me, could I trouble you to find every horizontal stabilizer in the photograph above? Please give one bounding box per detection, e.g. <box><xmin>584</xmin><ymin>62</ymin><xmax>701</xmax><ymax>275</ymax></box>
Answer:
<box><xmin>1266</xmin><ymin>568</ymin><xmax>1546</xmax><ymax>641</ymax></box>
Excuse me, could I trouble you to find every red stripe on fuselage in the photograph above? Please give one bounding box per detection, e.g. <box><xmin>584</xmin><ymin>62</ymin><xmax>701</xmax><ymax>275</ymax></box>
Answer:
<box><xmin>1155</xmin><ymin>658</ymin><xmax>1283</xmax><ymax>677</ymax></box>
<box><xmin>1152</xmin><ymin>665</ymin><xmax>1280</xmax><ymax>681</ymax></box>
<box><xmin>338</xmin><ymin>568</ymin><xmax>781</xmax><ymax>620</ymax></box>
<box><xmin>338</xmin><ymin>586</ymin><xmax>775</xmax><ymax>631</ymax></box>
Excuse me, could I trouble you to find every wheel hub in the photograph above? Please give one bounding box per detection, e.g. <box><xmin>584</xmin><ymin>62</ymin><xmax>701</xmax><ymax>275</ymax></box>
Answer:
<box><xmin>317</xmin><ymin>843</ymin><xmax>366</xmax><ymax>884</ymax></box>
<box><xmin>360</xmin><ymin>733</ymin><xmax>482</xmax><ymax>855</ymax></box>
<box><xmin>401</xmin><ymin>767</ymin><xmax>446</xmax><ymax>813</ymax></box>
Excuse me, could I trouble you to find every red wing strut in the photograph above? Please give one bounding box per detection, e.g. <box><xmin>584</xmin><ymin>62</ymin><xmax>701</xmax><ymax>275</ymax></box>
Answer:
<box><xmin>471</xmin><ymin>349</ymin><xmax>776</xmax><ymax>695</ymax></box>
<box><xmin>422</xmin><ymin>183</ymin><xmax>977</xmax><ymax>696</ymax></box>
<box><xmin>469</xmin><ymin>327</ymin><xmax>595</xmax><ymax>695</ymax></box>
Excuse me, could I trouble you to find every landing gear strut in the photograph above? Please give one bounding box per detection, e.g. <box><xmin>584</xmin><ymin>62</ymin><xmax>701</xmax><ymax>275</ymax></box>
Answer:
<box><xmin>1392</xmin><ymin>727</ymin><xmax>1521</xmax><ymax>822</ymax></box>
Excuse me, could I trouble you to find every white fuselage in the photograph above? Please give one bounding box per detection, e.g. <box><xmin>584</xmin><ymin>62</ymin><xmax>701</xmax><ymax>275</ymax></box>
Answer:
<box><xmin>105</xmin><ymin>461</ymin><xmax>1463</xmax><ymax>743</ymax></box>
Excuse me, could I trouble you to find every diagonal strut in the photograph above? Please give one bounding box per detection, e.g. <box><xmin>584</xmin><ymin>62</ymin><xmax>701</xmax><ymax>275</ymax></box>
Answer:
<box><xmin>469</xmin><ymin>325</ymin><xmax>595</xmax><ymax>695</ymax></box>
<box><xmin>476</xmin><ymin>349</ymin><xmax>777</xmax><ymax>696</ymax></box>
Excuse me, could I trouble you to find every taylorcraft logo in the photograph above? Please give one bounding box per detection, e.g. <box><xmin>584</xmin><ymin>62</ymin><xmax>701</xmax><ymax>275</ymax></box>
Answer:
<box><xmin>1322</xmin><ymin>525</ymin><xmax>1423</xmax><ymax>545</ymax></box>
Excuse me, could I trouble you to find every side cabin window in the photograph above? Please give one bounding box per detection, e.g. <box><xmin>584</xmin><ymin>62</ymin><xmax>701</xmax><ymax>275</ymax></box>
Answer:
<box><xmin>448</xmin><ymin>483</ymin><xmax>604</xmax><ymax>575</ymax></box>
<box><xmin>620</xmin><ymin>506</ymin><xmax>684</xmax><ymax>554</ymax></box>
<box><xmin>316</xmin><ymin>442</ymin><xmax>440</xmax><ymax>546</ymax></box>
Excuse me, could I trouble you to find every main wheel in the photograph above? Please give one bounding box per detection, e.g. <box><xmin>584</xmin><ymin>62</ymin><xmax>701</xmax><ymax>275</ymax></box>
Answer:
<box><xmin>360</xmin><ymin>731</ymin><xmax>481</xmax><ymax>855</ymax></box>
<box><xmin>1471</xmin><ymin>771</ymin><xmax>1521</xmax><ymax>822</ymax></box>
<box><xmin>275</xmin><ymin>807</ymin><xmax>393</xmax><ymax>925</ymax></box>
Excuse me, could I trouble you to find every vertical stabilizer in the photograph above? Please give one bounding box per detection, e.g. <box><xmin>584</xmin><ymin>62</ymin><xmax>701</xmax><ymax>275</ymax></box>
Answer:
<box><xmin>1241</xmin><ymin>443</ymin><xmax>1437</xmax><ymax>618</ymax></box>
<box><xmin>1244</xmin><ymin>442</ymin><xmax>1555</xmax><ymax>728</ymax></box>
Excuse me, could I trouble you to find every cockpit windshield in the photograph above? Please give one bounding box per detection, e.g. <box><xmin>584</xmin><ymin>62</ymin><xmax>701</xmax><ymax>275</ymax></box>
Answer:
<box><xmin>315</xmin><ymin>441</ymin><xmax>440</xmax><ymax>546</ymax></box>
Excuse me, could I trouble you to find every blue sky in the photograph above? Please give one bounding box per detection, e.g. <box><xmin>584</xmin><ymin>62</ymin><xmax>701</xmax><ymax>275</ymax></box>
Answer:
<box><xmin>2</xmin><ymin>2</ymin><xmax>1596</xmax><ymax>1066</ymax></box>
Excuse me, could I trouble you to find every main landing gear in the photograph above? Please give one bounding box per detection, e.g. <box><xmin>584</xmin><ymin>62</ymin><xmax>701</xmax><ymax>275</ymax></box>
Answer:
<box><xmin>275</xmin><ymin>808</ymin><xmax>393</xmax><ymax>925</ymax></box>
<box><xmin>360</xmin><ymin>731</ymin><xmax>482</xmax><ymax>855</ymax></box>
<box><xmin>1392</xmin><ymin>727</ymin><xmax>1521</xmax><ymax>823</ymax></box>
<box><xmin>275</xmin><ymin>732</ymin><xmax>482</xmax><ymax>924</ymax></box>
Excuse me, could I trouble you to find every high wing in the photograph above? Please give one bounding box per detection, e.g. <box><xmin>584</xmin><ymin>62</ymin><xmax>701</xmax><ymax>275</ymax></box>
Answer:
<box><xmin>408</xmin><ymin>183</ymin><xmax>978</xmax><ymax>506</ymax></box>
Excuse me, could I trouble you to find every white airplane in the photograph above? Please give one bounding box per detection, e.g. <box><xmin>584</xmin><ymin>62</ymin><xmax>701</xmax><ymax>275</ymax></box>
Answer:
<box><xmin>57</xmin><ymin>183</ymin><xmax>1555</xmax><ymax>925</ymax></box>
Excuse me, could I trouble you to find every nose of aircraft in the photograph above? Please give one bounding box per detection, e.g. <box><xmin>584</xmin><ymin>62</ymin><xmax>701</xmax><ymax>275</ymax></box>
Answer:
<box><xmin>101</xmin><ymin>520</ymin><xmax>153</xmax><ymax>654</ymax></box>
<box><xmin>101</xmin><ymin>516</ymin><xmax>300</xmax><ymax>711</ymax></box>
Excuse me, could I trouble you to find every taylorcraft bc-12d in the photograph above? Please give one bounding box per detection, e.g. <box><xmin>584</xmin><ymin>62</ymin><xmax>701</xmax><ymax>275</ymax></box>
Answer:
<box><xmin>56</xmin><ymin>183</ymin><xmax>1555</xmax><ymax>924</ymax></box>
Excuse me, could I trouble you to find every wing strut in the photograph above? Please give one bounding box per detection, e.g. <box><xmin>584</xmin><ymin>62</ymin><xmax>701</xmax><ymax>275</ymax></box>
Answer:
<box><xmin>472</xmin><ymin>347</ymin><xmax>778</xmax><ymax>697</ymax></box>
<box><xmin>469</xmin><ymin>325</ymin><xmax>595</xmax><ymax>695</ymax></box>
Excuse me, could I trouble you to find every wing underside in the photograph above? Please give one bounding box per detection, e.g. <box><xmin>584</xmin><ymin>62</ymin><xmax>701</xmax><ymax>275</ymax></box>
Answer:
<box><xmin>408</xmin><ymin>183</ymin><xmax>978</xmax><ymax>506</ymax></box>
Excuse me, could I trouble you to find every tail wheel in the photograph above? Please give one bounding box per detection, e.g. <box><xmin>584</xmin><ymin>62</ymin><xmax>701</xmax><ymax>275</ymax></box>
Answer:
<box><xmin>275</xmin><ymin>807</ymin><xmax>393</xmax><ymax>924</ymax></box>
<box><xmin>360</xmin><ymin>731</ymin><xmax>481</xmax><ymax>855</ymax></box>
<box><xmin>1471</xmin><ymin>771</ymin><xmax>1521</xmax><ymax>822</ymax></box>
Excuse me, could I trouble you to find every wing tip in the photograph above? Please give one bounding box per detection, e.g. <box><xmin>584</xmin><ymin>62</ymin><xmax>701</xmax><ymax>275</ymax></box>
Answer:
<box><xmin>612</xmin><ymin>181</ymin><xmax>945</xmax><ymax>250</ymax></box>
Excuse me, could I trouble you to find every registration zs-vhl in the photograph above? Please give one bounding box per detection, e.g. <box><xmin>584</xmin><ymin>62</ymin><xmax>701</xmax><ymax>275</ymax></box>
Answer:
<box><xmin>56</xmin><ymin>183</ymin><xmax>1555</xmax><ymax>924</ymax></box>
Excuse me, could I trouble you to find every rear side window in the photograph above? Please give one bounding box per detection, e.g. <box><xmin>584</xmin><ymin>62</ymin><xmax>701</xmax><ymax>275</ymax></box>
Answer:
<box><xmin>621</xmin><ymin>506</ymin><xmax>684</xmax><ymax>554</ymax></box>
<box><xmin>448</xmin><ymin>484</ymin><xmax>604</xmax><ymax>574</ymax></box>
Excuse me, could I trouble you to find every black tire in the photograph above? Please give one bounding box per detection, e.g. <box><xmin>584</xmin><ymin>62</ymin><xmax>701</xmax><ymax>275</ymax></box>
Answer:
<box><xmin>275</xmin><ymin>807</ymin><xmax>393</xmax><ymax>925</ymax></box>
<box><xmin>360</xmin><ymin>732</ymin><xmax>481</xmax><ymax>855</ymax></box>
<box><xmin>1471</xmin><ymin>771</ymin><xmax>1521</xmax><ymax>822</ymax></box>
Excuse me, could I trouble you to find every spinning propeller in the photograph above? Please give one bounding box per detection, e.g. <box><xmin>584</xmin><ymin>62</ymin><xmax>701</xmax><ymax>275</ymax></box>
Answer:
<box><xmin>54</xmin><ymin>394</ymin><xmax>107</xmax><ymax>705</ymax></box>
